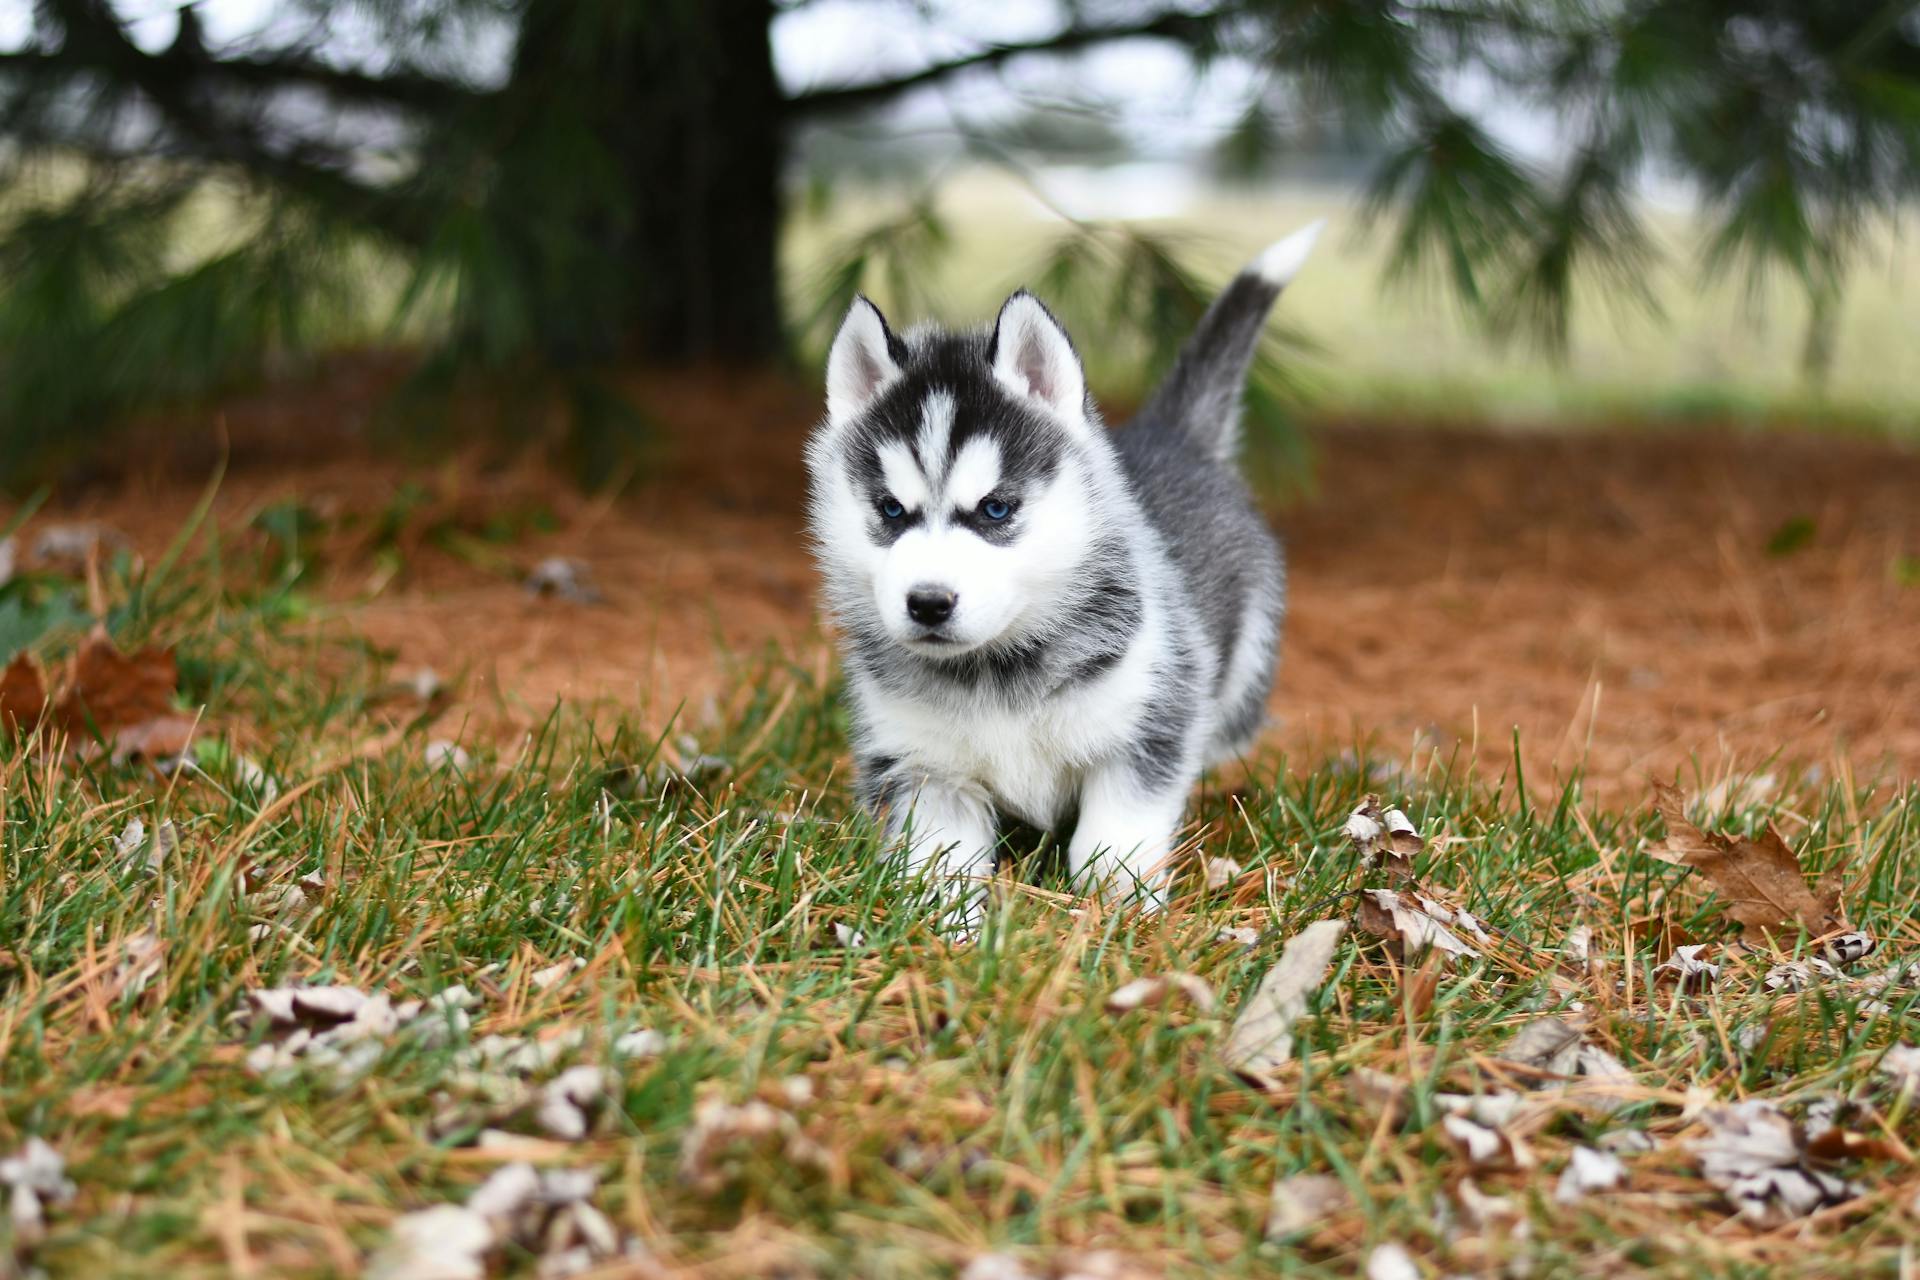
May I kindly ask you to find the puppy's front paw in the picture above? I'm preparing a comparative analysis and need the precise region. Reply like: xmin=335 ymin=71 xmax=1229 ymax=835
xmin=1067 ymin=770 xmax=1184 ymax=913
xmin=932 ymin=888 xmax=986 ymax=943
xmin=1080 ymin=860 xmax=1170 ymax=914
xmin=1068 ymin=821 xmax=1175 ymax=913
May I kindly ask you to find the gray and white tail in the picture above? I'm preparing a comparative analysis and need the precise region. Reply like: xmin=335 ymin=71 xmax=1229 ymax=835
xmin=1131 ymin=220 xmax=1323 ymax=463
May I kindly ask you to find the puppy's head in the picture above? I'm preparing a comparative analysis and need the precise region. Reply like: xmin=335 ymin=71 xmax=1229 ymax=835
xmin=806 ymin=291 xmax=1102 ymax=660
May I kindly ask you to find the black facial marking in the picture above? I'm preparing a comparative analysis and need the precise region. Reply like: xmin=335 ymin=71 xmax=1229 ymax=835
xmin=843 ymin=330 xmax=1067 ymax=513
xmin=869 ymin=499 xmax=923 ymax=546
xmin=949 ymin=497 xmax=1023 ymax=545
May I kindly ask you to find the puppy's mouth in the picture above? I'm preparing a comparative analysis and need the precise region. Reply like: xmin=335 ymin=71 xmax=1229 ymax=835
xmin=903 ymin=628 xmax=959 ymax=648
xmin=897 ymin=626 xmax=982 ymax=656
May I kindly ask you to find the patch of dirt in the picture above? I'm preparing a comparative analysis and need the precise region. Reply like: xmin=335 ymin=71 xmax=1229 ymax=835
xmin=16 ymin=365 xmax=1920 ymax=803
xmin=1282 ymin=419 xmax=1920 ymax=798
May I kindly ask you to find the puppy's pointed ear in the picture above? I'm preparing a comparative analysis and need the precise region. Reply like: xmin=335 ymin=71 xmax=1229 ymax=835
xmin=989 ymin=291 xmax=1086 ymax=420
xmin=825 ymin=296 xmax=903 ymax=424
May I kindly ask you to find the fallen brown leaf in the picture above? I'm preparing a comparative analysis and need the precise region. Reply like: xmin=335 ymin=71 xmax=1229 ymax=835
xmin=1691 ymin=1099 xmax=1861 ymax=1226
xmin=1266 ymin=1173 xmax=1349 ymax=1241
xmin=1345 ymin=795 xmax=1422 ymax=880
xmin=1653 ymin=943 xmax=1720 ymax=991
xmin=1356 ymin=889 xmax=1484 ymax=960
xmin=1223 ymin=919 xmax=1346 ymax=1077
xmin=1105 ymin=973 xmax=1215 ymax=1015
xmin=0 ymin=652 xmax=48 ymax=731
xmin=678 ymin=1093 xmax=830 ymax=1196
xmin=1454 ymin=1177 xmax=1520 ymax=1230
xmin=1496 ymin=1015 xmax=1637 ymax=1114
xmin=1441 ymin=1111 xmax=1534 ymax=1170
xmin=1649 ymin=782 xmax=1844 ymax=938
xmin=1804 ymin=1128 xmax=1901 ymax=1164
xmin=56 ymin=629 xmax=178 ymax=737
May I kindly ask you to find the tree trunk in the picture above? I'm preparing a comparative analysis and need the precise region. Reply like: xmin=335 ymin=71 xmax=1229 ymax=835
xmin=502 ymin=0 xmax=784 ymax=365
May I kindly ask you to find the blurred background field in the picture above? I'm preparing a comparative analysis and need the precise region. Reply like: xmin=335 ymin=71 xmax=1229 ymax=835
xmin=786 ymin=174 xmax=1920 ymax=429
xmin=7 ymin=1 xmax=1920 ymax=484
xmin=7 ymin=163 xmax=1916 ymax=448
xmin=7 ymin=160 xmax=1918 ymax=437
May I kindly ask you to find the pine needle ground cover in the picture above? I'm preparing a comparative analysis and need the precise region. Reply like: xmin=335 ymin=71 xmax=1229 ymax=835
xmin=2 ymin=528 xmax=1919 ymax=1279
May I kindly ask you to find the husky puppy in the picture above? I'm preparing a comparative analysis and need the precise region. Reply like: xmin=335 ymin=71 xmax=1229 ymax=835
xmin=806 ymin=223 xmax=1320 ymax=927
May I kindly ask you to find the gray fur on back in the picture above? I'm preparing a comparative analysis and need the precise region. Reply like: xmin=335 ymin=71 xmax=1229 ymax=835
xmin=1112 ymin=414 xmax=1284 ymax=688
xmin=1115 ymin=272 xmax=1288 ymax=755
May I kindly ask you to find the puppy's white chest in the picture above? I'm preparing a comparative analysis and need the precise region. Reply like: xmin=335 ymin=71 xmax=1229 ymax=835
xmin=963 ymin=708 xmax=1081 ymax=826
xmin=867 ymin=690 xmax=1108 ymax=827
xmin=855 ymin=606 xmax=1171 ymax=829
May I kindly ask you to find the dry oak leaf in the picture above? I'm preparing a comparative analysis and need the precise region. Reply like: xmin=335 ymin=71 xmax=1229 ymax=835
xmin=57 ymin=628 xmax=180 ymax=731
xmin=0 ymin=652 xmax=48 ymax=730
xmin=1266 ymin=1172 xmax=1350 ymax=1241
xmin=1691 ymin=1099 xmax=1861 ymax=1226
xmin=1649 ymin=782 xmax=1843 ymax=938
xmin=3 ymin=629 xmax=200 ymax=762
xmin=1441 ymin=1112 xmax=1534 ymax=1171
xmin=1356 ymin=889 xmax=1484 ymax=960
xmin=1345 ymin=794 xmax=1423 ymax=879
xmin=1106 ymin=972 xmax=1215 ymax=1015
xmin=1223 ymin=919 xmax=1347 ymax=1077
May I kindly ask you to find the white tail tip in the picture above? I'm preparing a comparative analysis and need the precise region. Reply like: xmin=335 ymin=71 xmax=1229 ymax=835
xmin=1252 ymin=219 xmax=1326 ymax=287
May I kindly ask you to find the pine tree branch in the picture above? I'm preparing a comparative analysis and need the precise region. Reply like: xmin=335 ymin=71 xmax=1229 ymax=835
xmin=0 ymin=43 xmax=484 ymax=114
xmin=784 ymin=10 xmax=1219 ymax=117
xmin=5 ymin=1 xmax=445 ymax=246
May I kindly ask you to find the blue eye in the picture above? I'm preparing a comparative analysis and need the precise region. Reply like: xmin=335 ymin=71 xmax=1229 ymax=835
xmin=980 ymin=498 xmax=1011 ymax=522
xmin=880 ymin=498 xmax=905 ymax=520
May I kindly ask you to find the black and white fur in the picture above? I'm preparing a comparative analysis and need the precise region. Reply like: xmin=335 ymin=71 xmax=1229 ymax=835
xmin=806 ymin=222 xmax=1321 ymax=927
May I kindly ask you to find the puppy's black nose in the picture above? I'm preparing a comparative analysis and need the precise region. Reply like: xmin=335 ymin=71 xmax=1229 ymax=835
xmin=906 ymin=588 xmax=956 ymax=626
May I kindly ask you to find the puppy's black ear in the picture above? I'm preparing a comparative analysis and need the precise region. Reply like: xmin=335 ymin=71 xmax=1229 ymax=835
xmin=825 ymin=296 xmax=903 ymax=423
xmin=989 ymin=290 xmax=1086 ymax=421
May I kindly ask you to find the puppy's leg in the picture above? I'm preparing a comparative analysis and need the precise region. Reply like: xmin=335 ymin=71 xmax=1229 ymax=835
xmin=888 ymin=780 xmax=998 ymax=935
xmin=1068 ymin=761 xmax=1188 ymax=911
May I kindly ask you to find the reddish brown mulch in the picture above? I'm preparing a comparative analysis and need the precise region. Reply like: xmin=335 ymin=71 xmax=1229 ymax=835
xmin=16 ymin=365 xmax=1920 ymax=803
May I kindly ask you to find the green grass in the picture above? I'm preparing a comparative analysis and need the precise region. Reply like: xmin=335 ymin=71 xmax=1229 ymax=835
xmin=3 ymin=534 xmax=1919 ymax=1278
